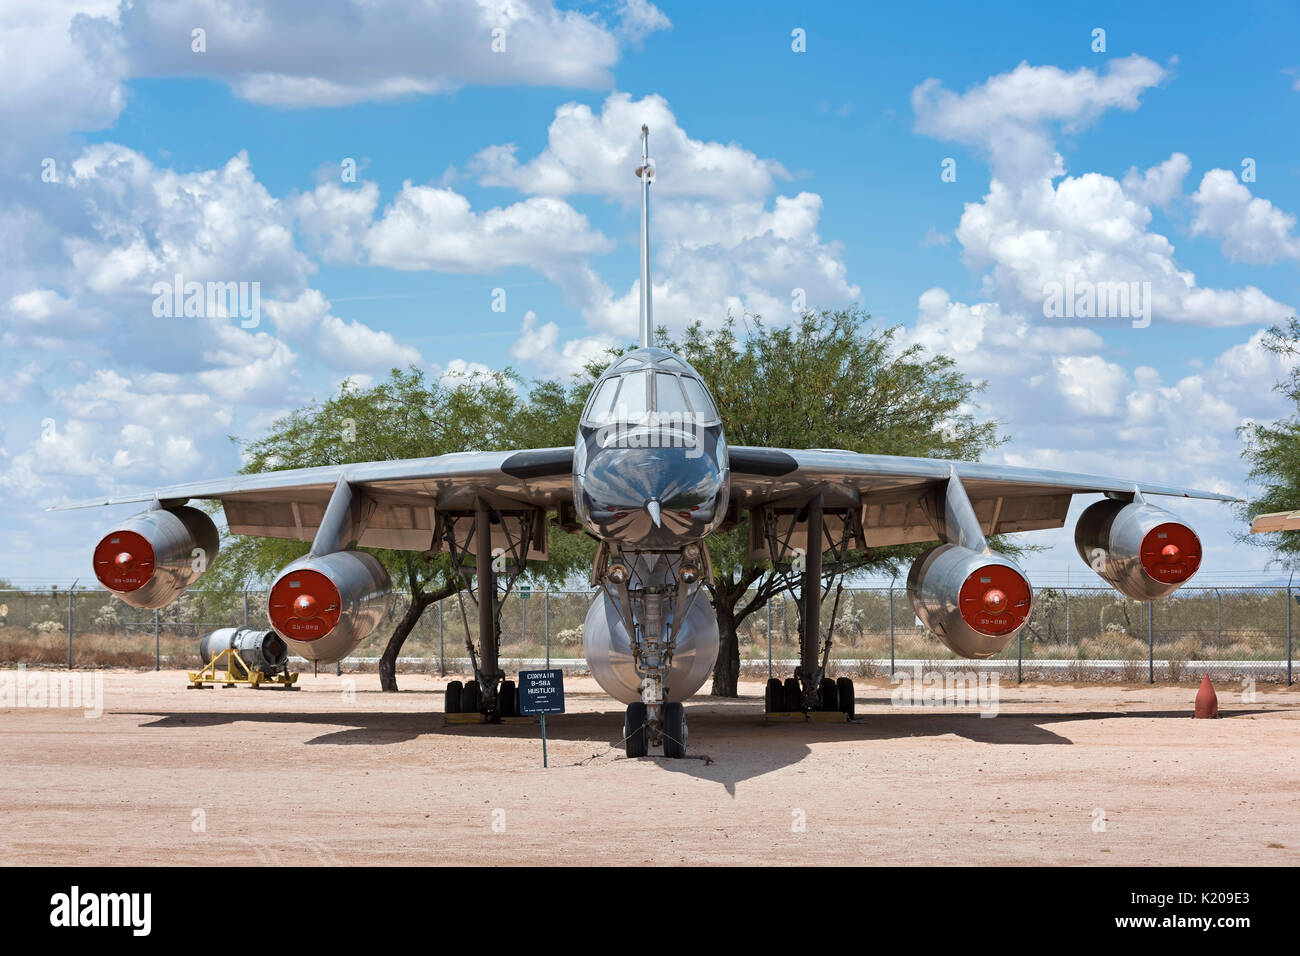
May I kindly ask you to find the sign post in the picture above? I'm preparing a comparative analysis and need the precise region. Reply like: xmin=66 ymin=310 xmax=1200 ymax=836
xmin=518 ymin=668 xmax=565 ymax=767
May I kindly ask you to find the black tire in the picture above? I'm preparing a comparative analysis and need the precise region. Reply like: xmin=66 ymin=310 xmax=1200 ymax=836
xmin=624 ymin=702 xmax=648 ymax=758
xmin=783 ymin=677 xmax=803 ymax=712
xmin=444 ymin=680 xmax=463 ymax=713
xmin=819 ymin=677 xmax=838 ymax=712
xmin=764 ymin=677 xmax=784 ymax=713
xmin=461 ymin=680 xmax=481 ymax=714
xmin=836 ymin=676 xmax=855 ymax=718
xmin=498 ymin=680 xmax=517 ymax=717
xmin=662 ymin=702 xmax=687 ymax=759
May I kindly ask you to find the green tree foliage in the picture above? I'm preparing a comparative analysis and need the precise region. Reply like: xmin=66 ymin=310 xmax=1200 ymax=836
xmin=207 ymin=366 xmax=594 ymax=689
xmin=1240 ymin=316 xmax=1300 ymax=567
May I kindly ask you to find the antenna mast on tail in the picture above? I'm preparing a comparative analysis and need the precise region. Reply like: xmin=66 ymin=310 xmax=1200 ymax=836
xmin=636 ymin=124 xmax=654 ymax=349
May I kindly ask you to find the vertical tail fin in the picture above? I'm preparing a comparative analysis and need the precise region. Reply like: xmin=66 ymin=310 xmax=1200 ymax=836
xmin=637 ymin=125 xmax=654 ymax=349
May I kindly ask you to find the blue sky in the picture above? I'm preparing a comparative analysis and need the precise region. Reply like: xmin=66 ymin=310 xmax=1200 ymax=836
xmin=2 ymin=0 xmax=1299 ymax=585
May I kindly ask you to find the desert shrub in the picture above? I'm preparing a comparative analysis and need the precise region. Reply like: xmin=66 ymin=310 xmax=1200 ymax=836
xmin=555 ymin=625 xmax=584 ymax=647
xmin=93 ymin=603 xmax=125 ymax=634
xmin=1078 ymin=631 xmax=1146 ymax=660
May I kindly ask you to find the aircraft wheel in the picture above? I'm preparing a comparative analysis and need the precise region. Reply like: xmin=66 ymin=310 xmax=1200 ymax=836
xmin=818 ymin=677 xmax=838 ymax=712
xmin=662 ymin=702 xmax=687 ymax=759
xmin=783 ymin=677 xmax=802 ymax=712
xmin=499 ymin=680 xmax=517 ymax=717
xmin=764 ymin=677 xmax=784 ymax=713
xmin=461 ymin=680 xmax=480 ymax=714
xmin=444 ymin=680 xmax=463 ymax=713
xmin=836 ymin=677 xmax=855 ymax=718
xmin=624 ymin=702 xmax=648 ymax=758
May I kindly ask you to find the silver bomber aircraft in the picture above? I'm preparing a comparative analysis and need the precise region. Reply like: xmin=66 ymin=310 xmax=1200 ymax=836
xmin=55 ymin=127 xmax=1237 ymax=758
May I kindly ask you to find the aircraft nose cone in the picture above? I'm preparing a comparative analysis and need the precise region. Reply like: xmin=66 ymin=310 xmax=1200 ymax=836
xmin=1161 ymin=543 xmax=1181 ymax=564
xmin=293 ymin=594 xmax=318 ymax=619
xmin=645 ymin=499 xmax=662 ymax=528
xmin=114 ymin=551 xmax=134 ymax=570
xmin=982 ymin=588 xmax=1008 ymax=612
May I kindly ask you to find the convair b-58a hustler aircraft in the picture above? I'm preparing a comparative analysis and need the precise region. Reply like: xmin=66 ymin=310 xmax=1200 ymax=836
xmin=57 ymin=127 xmax=1237 ymax=758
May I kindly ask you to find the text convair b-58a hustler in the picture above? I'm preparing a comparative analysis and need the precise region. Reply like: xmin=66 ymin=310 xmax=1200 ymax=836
xmin=55 ymin=127 xmax=1236 ymax=758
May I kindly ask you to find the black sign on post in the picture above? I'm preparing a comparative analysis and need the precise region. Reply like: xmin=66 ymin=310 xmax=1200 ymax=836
xmin=518 ymin=669 xmax=565 ymax=714
xmin=518 ymin=669 xmax=564 ymax=767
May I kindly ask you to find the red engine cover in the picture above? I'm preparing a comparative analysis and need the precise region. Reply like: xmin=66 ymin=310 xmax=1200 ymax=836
xmin=93 ymin=530 xmax=156 ymax=593
xmin=958 ymin=563 xmax=1032 ymax=636
xmin=1140 ymin=522 xmax=1201 ymax=584
xmin=268 ymin=568 xmax=341 ymax=641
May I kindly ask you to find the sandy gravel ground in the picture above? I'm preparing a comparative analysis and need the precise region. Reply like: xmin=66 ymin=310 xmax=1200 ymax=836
xmin=1 ymin=669 xmax=1297 ymax=866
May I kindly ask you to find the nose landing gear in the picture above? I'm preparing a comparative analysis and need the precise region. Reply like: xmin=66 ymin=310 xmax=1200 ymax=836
xmin=622 ymin=699 xmax=688 ymax=759
xmin=599 ymin=542 xmax=709 ymax=759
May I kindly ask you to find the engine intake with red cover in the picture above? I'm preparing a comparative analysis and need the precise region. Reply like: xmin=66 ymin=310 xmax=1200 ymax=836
xmin=1074 ymin=498 xmax=1201 ymax=601
xmin=267 ymin=551 xmax=391 ymax=664
xmin=907 ymin=544 xmax=1033 ymax=659
xmin=93 ymin=506 xmax=219 ymax=609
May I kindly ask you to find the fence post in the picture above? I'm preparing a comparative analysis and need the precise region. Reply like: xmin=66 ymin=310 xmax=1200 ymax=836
xmin=1215 ymin=589 xmax=1222 ymax=645
xmin=766 ymin=597 xmax=772 ymax=681
xmin=1064 ymin=589 xmax=1070 ymax=645
xmin=66 ymin=586 xmax=73 ymax=669
xmin=1288 ymin=573 xmax=1294 ymax=687
xmin=544 ymin=589 xmax=550 ymax=656
xmin=154 ymin=609 xmax=160 ymax=671
xmin=438 ymin=599 xmax=445 ymax=677
xmin=1148 ymin=601 xmax=1154 ymax=684
xmin=888 ymin=586 xmax=895 ymax=676
xmin=242 ymin=590 xmax=248 ymax=627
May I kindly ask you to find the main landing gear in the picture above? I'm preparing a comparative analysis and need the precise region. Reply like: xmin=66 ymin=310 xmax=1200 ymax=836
xmin=445 ymin=678 xmax=520 ymax=717
xmin=754 ymin=490 xmax=863 ymax=721
xmin=764 ymin=675 xmax=855 ymax=718
xmin=437 ymin=497 xmax=544 ymax=722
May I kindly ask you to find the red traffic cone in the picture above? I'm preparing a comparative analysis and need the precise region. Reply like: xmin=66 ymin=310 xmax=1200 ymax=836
xmin=1194 ymin=674 xmax=1218 ymax=719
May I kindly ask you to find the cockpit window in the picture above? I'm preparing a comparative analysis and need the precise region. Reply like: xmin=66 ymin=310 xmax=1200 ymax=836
xmin=654 ymin=372 xmax=691 ymax=416
xmin=585 ymin=370 xmax=650 ymax=423
xmin=680 ymin=376 xmax=719 ymax=421
xmin=585 ymin=376 xmax=620 ymax=422
xmin=584 ymin=353 xmax=721 ymax=426
xmin=616 ymin=371 xmax=650 ymax=417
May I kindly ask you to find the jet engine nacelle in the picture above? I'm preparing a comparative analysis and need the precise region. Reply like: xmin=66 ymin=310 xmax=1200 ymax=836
xmin=583 ymin=591 xmax=718 ymax=704
xmin=93 ymin=505 xmax=220 ymax=609
xmin=200 ymin=627 xmax=290 ymax=675
xmin=907 ymin=544 xmax=1033 ymax=659
xmin=267 ymin=551 xmax=391 ymax=664
xmin=1074 ymin=499 xmax=1201 ymax=601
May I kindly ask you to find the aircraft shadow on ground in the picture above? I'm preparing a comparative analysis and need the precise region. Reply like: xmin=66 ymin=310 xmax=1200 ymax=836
xmin=131 ymin=700 xmax=1272 ymax=796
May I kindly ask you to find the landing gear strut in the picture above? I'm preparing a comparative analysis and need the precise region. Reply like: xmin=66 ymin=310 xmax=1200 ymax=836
xmin=437 ymin=498 xmax=543 ymax=721
xmin=754 ymin=491 xmax=862 ymax=718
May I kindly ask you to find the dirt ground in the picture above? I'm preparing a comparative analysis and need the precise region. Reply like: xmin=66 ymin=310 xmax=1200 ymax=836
xmin=1 ymin=669 xmax=1297 ymax=866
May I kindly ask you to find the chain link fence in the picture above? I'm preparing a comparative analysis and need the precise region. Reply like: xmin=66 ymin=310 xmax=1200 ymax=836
xmin=0 ymin=585 xmax=1294 ymax=683
xmin=741 ymin=586 xmax=1294 ymax=684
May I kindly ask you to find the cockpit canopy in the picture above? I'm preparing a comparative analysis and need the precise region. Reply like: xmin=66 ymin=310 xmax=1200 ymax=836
xmin=582 ymin=348 xmax=721 ymax=426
